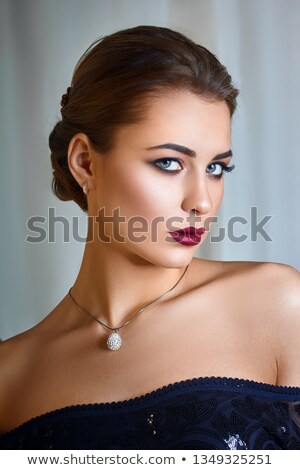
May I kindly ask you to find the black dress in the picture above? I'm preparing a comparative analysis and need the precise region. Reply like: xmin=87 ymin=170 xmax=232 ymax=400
xmin=1 ymin=376 xmax=300 ymax=449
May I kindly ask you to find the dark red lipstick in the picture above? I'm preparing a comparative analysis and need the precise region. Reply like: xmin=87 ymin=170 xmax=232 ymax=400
xmin=169 ymin=226 xmax=205 ymax=246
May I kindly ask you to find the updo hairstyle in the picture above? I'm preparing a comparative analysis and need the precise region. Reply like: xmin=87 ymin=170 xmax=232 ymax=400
xmin=49 ymin=25 xmax=239 ymax=212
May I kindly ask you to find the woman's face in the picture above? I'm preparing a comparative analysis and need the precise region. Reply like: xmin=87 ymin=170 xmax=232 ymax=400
xmin=90 ymin=90 xmax=232 ymax=268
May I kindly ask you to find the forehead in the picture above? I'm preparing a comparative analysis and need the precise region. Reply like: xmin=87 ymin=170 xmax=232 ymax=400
xmin=114 ymin=90 xmax=231 ymax=154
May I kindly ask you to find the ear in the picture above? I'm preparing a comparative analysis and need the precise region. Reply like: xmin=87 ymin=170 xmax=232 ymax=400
xmin=67 ymin=133 xmax=96 ymax=191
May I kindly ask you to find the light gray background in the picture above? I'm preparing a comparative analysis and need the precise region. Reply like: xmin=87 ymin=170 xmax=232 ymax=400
xmin=1 ymin=0 xmax=299 ymax=340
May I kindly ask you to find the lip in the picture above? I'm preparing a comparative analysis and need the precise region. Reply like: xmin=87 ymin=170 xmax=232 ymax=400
xmin=169 ymin=227 xmax=205 ymax=246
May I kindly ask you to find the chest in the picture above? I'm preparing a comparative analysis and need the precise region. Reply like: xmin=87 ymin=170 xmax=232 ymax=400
xmin=6 ymin=299 xmax=276 ymax=430
xmin=3 ymin=281 xmax=278 ymax=434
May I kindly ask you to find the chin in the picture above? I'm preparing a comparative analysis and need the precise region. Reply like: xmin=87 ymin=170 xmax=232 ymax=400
xmin=130 ymin=243 xmax=195 ymax=269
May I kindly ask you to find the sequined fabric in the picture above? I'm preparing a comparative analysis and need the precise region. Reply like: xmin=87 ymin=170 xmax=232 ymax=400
xmin=1 ymin=377 xmax=300 ymax=449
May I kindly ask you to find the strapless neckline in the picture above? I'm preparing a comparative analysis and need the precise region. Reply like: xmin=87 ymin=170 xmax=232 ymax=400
xmin=2 ymin=375 xmax=300 ymax=437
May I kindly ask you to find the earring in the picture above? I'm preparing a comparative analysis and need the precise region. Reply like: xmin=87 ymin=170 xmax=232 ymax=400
xmin=82 ymin=182 xmax=89 ymax=195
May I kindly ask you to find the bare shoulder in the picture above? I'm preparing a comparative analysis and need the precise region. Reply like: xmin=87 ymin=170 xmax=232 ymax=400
xmin=257 ymin=262 xmax=300 ymax=387
xmin=197 ymin=258 xmax=299 ymax=312
xmin=203 ymin=257 xmax=299 ymax=291
xmin=0 ymin=329 xmax=36 ymax=418
xmin=0 ymin=301 xmax=67 ymax=375
xmin=192 ymin=258 xmax=300 ymax=387
xmin=0 ymin=294 xmax=69 ymax=369
xmin=0 ymin=325 xmax=42 ymax=382
xmin=222 ymin=260 xmax=300 ymax=387
xmin=242 ymin=260 xmax=300 ymax=323
xmin=191 ymin=257 xmax=276 ymax=288
xmin=0 ymin=308 xmax=62 ymax=418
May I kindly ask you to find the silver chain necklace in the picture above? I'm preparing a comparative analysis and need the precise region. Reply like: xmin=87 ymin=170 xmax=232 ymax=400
xmin=68 ymin=263 xmax=190 ymax=351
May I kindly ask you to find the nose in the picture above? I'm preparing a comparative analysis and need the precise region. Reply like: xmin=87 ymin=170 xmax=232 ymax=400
xmin=181 ymin=174 xmax=213 ymax=216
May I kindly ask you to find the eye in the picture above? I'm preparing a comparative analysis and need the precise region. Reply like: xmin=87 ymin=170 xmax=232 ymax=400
xmin=206 ymin=162 xmax=223 ymax=176
xmin=206 ymin=162 xmax=235 ymax=178
xmin=153 ymin=158 xmax=183 ymax=173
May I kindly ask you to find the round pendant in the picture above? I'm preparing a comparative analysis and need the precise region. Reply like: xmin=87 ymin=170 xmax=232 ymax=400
xmin=107 ymin=331 xmax=122 ymax=350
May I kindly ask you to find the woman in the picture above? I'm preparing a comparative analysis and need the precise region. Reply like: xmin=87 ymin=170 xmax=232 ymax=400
xmin=0 ymin=25 xmax=300 ymax=450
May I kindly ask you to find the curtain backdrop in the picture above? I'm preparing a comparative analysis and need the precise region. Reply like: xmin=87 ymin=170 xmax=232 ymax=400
xmin=1 ymin=0 xmax=299 ymax=340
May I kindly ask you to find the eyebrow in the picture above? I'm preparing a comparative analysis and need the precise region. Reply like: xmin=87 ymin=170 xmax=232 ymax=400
xmin=146 ymin=143 xmax=232 ymax=161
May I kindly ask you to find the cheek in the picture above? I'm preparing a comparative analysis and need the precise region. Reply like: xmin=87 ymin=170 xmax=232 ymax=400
xmin=209 ymin=179 xmax=224 ymax=210
xmin=105 ymin=168 xmax=174 ymax=219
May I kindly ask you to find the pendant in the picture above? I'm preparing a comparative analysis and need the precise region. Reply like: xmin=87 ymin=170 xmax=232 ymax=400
xmin=107 ymin=330 xmax=122 ymax=350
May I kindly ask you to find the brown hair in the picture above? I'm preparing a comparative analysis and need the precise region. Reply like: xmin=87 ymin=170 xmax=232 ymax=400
xmin=49 ymin=25 xmax=239 ymax=212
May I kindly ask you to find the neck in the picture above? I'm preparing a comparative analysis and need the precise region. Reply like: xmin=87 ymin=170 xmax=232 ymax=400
xmin=70 ymin=243 xmax=190 ymax=328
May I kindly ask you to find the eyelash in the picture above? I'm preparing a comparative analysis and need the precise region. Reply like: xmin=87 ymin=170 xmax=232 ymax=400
xmin=153 ymin=158 xmax=235 ymax=179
